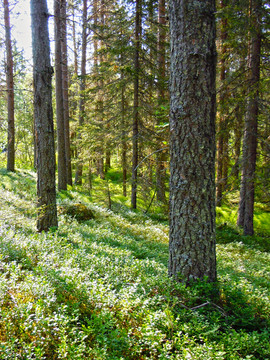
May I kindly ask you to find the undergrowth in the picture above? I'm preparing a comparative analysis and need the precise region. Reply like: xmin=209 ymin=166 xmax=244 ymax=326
xmin=0 ymin=168 xmax=269 ymax=359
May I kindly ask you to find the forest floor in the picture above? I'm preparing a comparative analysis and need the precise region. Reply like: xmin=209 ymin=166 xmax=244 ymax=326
xmin=0 ymin=168 xmax=269 ymax=359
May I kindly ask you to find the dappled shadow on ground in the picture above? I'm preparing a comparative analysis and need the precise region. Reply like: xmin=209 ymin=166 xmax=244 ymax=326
xmin=0 ymin=168 xmax=37 ymax=230
xmin=217 ymin=224 xmax=270 ymax=253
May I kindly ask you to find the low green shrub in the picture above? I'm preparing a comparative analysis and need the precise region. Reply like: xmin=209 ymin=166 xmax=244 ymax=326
xmin=0 ymin=169 xmax=269 ymax=359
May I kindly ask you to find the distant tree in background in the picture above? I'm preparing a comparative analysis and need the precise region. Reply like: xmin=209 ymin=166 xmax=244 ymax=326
xmin=31 ymin=0 xmax=58 ymax=232
xmin=55 ymin=0 xmax=67 ymax=190
xmin=61 ymin=0 xmax=72 ymax=186
xmin=0 ymin=0 xmax=268 ymax=235
xmin=3 ymin=0 xmax=15 ymax=172
xmin=238 ymin=0 xmax=262 ymax=236
xmin=74 ymin=0 xmax=88 ymax=185
xmin=216 ymin=0 xmax=229 ymax=206
xmin=131 ymin=0 xmax=142 ymax=209
xmin=155 ymin=0 xmax=168 ymax=204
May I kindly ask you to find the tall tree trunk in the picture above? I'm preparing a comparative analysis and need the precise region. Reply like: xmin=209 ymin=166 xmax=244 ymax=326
xmin=75 ymin=0 xmax=88 ymax=185
xmin=97 ymin=0 xmax=105 ymax=180
xmin=216 ymin=0 xmax=229 ymax=206
xmin=233 ymin=104 xmax=244 ymax=182
xmin=70 ymin=3 xmax=79 ymax=166
xmin=4 ymin=0 xmax=15 ymax=172
xmin=72 ymin=6 xmax=78 ymax=77
xmin=55 ymin=0 xmax=67 ymax=190
xmin=156 ymin=0 xmax=167 ymax=203
xmin=237 ymin=0 xmax=262 ymax=236
xmin=31 ymin=0 xmax=58 ymax=232
xmin=121 ymin=64 xmax=127 ymax=197
xmin=61 ymin=0 xmax=72 ymax=185
xmin=168 ymin=0 xmax=217 ymax=283
xmin=104 ymin=1 xmax=111 ymax=176
xmin=131 ymin=0 xmax=141 ymax=209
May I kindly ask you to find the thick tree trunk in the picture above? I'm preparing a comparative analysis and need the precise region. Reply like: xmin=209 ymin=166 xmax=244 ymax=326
xmin=131 ymin=0 xmax=141 ymax=209
xmin=237 ymin=0 xmax=261 ymax=236
xmin=31 ymin=0 xmax=58 ymax=232
xmin=168 ymin=0 xmax=217 ymax=283
xmin=4 ymin=0 xmax=15 ymax=172
xmin=61 ymin=0 xmax=72 ymax=186
xmin=54 ymin=0 xmax=67 ymax=190
xmin=156 ymin=0 xmax=167 ymax=203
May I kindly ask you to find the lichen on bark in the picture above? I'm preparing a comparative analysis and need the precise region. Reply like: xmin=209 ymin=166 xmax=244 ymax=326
xmin=168 ymin=0 xmax=217 ymax=283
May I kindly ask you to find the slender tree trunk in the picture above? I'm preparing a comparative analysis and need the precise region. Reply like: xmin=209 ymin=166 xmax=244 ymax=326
xmin=121 ymin=68 xmax=127 ymax=197
xmin=75 ymin=0 xmax=88 ymax=185
xmin=156 ymin=0 xmax=167 ymax=203
xmin=33 ymin=121 xmax=37 ymax=169
xmin=147 ymin=0 xmax=155 ymax=193
xmin=61 ymin=0 xmax=72 ymax=186
xmin=168 ymin=0 xmax=217 ymax=283
xmin=4 ymin=0 xmax=15 ymax=172
xmin=105 ymin=150 xmax=111 ymax=173
xmin=69 ymin=3 xmax=78 ymax=168
xmin=131 ymin=0 xmax=141 ymax=209
xmin=31 ymin=0 xmax=58 ymax=232
xmin=233 ymin=104 xmax=243 ymax=182
xmin=72 ymin=7 xmax=78 ymax=77
xmin=97 ymin=0 xmax=105 ymax=180
xmin=216 ymin=0 xmax=228 ymax=206
xmin=118 ymin=25 xmax=128 ymax=197
xmin=55 ymin=0 xmax=67 ymax=190
xmin=237 ymin=0 xmax=261 ymax=236
xmin=104 ymin=2 xmax=111 ymax=176
xmin=92 ymin=0 xmax=104 ymax=180
xmin=88 ymin=161 xmax=92 ymax=191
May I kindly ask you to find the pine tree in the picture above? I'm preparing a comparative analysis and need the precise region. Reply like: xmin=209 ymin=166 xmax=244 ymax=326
xmin=4 ymin=0 xmax=15 ymax=172
xmin=31 ymin=0 xmax=58 ymax=232
xmin=237 ymin=0 xmax=262 ymax=236
xmin=55 ymin=0 xmax=67 ymax=191
xmin=131 ymin=0 xmax=142 ymax=209
xmin=61 ymin=0 xmax=73 ymax=186
xmin=75 ymin=0 xmax=88 ymax=185
xmin=168 ymin=0 xmax=217 ymax=283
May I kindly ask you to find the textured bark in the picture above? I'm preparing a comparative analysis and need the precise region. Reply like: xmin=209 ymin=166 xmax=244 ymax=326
xmin=216 ymin=0 xmax=229 ymax=206
xmin=237 ymin=0 xmax=261 ymax=235
xmin=131 ymin=0 xmax=141 ymax=209
xmin=168 ymin=0 xmax=217 ymax=283
xmin=156 ymin=0 xmax=167 ymax=203
xmin=61 ymin=0 xmax=72 ymax=186
xmin=54 ymin=0 xmax=67 ymax=190
xmin=75 ymin=0 xmax=88 ymax=185
xmin=4 ymin=0 xmax=15 ymax=172
xmin=31 ymin=0 xmax=58 ymax=232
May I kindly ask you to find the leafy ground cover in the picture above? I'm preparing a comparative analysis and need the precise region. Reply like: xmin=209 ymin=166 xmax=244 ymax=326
xmin=0 ymin=168 xmax=269 ymax=359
